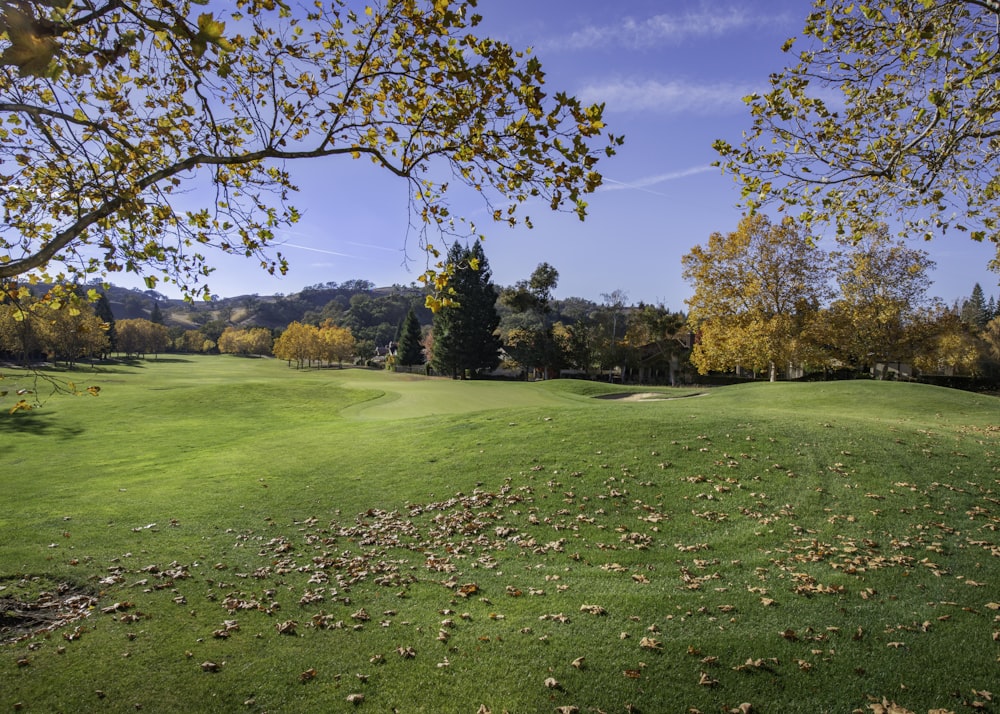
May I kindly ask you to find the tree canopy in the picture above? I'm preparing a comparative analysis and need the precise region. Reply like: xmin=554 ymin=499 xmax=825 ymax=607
xmin=714 ymin=0 xmax=1000 ymax=270
xmin=431 ymin=240 xmax=500 ymax=378
xmin=0 ymin=0 xmax=620 ymax=301
xmin=682 ymin=214 xmax=831 ymax=381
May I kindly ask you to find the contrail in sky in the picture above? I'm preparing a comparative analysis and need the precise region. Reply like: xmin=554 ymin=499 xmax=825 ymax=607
xmin=281 ymin=242 xmax=355 ymax=258
xmin=602 ymin=165 xmax=715 ymax=197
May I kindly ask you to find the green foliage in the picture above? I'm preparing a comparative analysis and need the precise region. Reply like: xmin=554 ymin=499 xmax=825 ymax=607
xmin=431 ymin=241 xmax=501 ymax=378
xmin=0 ymin=0 xmax=619 ymax=300
xmin=0 ymin=359 xmax=997 ymax=713
xmin=396 ymin=308 xmax=425 ymax=366
xmin=714 ymin=0 xmax=1000 ymax=270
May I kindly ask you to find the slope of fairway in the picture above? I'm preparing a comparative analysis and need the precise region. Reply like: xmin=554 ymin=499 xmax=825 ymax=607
xmin=2 ymin=357 xmax=997 ymax=714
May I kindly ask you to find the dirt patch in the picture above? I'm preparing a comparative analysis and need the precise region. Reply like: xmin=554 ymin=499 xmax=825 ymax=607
xmin=0 ymin=577 xmax=97 ymax=644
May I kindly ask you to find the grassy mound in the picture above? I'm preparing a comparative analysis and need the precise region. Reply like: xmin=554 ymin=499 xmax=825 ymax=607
xmin=2 ymin=358 xmax=997 ymax=713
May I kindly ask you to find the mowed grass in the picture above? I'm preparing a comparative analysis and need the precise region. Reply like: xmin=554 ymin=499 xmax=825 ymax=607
xmin=1 ymin=356 xmax=998 ymax=713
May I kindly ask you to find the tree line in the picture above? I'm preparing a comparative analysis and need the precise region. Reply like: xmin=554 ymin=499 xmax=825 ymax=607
xmin=682 ymin=216 xmax=1000 ymax=382
xmin=3 ymin=231 xmax=998 ymax=386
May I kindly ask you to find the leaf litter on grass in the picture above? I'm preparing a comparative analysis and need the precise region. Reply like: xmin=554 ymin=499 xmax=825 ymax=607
xmin=7 ymin=412 xmax=999 ymax=712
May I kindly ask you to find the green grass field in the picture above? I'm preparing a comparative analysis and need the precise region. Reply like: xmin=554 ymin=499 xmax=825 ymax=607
xmin=2 ymin=356 xmax=998 ymax=713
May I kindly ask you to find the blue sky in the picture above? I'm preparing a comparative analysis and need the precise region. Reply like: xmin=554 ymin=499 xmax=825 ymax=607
xmin=147 ymin=1 xmax=1000 ymax=307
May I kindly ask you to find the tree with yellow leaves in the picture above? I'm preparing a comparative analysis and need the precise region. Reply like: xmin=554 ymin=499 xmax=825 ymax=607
xmin=682 ymin=214 xmax=831 ymax=381
xmin=0 ymin=0 xmax=619 ymax=306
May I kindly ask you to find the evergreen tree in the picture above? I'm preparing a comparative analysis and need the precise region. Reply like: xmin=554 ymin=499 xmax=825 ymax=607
xmin=150 ymin=301 xmax=164 ymax=325
xmin=432 ymin=242 xmax=501 ymax=379
xmin=396 ymin=308 xmax=425 ymax=368
xmin=960 ymin=283 xmax=988 ymax=330
xmin=93 ymin=291 xmax=116 ymax=356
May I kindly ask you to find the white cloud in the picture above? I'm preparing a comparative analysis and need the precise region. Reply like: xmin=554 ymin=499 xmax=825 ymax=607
xmin=547 ymin=6 xmax=775 ymax=51
xmin=579 ymin=78 xmax=754 ymax=114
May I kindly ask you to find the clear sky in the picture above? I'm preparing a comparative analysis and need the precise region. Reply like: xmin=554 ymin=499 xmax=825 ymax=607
xmin=137 ymin=0 xmax=1000 ymax=308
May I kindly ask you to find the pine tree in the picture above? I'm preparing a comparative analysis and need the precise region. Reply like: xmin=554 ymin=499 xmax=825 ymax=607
xmin=432 ymin=241 xmax=501 ymax=379
xmin=961 ymin=283 xmax=988 ymax=330
xmin=93 ymin=291 xmax=116 ymax=356
xmin=396 ymin=308 xmax=425 ymax=368
xmin=150 ymin=301 xmax=164 ymax=325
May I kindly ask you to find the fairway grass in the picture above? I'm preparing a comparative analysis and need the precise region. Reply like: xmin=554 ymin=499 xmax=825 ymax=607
xmin=1 ymin=357 xmax=997 ymax=713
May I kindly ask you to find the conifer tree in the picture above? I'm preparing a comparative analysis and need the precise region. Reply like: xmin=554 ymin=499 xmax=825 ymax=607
xmin=432 ymin=242 xmax=501 ymax=379
xmin=396 ymin=308 xmax=425 ymax=368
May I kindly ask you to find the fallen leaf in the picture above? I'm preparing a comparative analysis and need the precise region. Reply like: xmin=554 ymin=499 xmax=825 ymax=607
xmin=571 ymin=656 xmax=585 ymax=669
xmin=299 ymin=668 xmax=317 ymax=683
xmin=544 ymin=677 xmax=561 ymax=690
xmin=200 ymin=661 xmax=220 ymax=672
xmin=346 ymin=693 xmax=364 ymax=705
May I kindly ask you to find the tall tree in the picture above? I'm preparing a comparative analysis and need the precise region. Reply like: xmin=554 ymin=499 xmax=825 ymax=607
xmin=149 ymin=302 xmax=164 ymax=325
xmin=431 ymin=241 xmax=501 ymax=378
xmin=0 ymin=0 xmax=619 ymax=303
xmin=682 ymin=214 xmax=831 ymax=381
xmin=92 ymin=290 xmax=116 ymax=356
xmin=396 ymin=308 xmax=425 ymax=368
xmin=499 ymin=262 xmax=566 ymax=378
xmin=828 ymin=226 xmax=935 ymax=377
xmin=961 ymin=283 xmax=989 ymax=330
xmin=714 ymin=0 xmax=1000 ymax=271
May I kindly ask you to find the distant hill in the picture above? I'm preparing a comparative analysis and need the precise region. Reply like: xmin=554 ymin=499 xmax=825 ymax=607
xmin=97 ymin=281 xmax=434 ymax=343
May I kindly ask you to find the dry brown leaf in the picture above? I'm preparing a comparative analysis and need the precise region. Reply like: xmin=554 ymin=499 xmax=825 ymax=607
xmin=867 ymin=698 xmax=914 ymax=714
xmin=639 ymin=636 xmax=663 ymax=651
xmin=544 ymin=677 xmax=561 ymax=690
xmin=571 ymin=656 xmax=585 ymax=669
xmin=276 ymin=620 xmax=297 ymax=635
xmin=200 ymin=661 xmax=220 ymax=673
xmin=299 ymin=668 xmax=317 ymax=683
xmin=698 ymin=671 xmax=718 ymax=687
xmin=346 ymin=693 xmax=365 ymax=705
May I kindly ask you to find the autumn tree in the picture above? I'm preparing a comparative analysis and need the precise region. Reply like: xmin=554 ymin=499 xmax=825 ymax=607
xmin=273 ymin=321 xmax=320 ymax=369
xmin=217 ymin=327 xmax=273 ymax=356
xmin=115 ymin=318 xmax=169 ymax=358
xmin=318 ymin=321 xmax=355 ymax=367
xmin=431 ymin=241 xmax=501 ymax=378
xmin=396 ymin=308 xmax=425 ymax=368
xmin=682 ymin=214 xmax=831 ymax=381
xmin=827 ymin=226 xmax=935 ymax=377
xmin=38 ymin=301 xmax=109 ymax=366
xmin=983 ymin=317 xmax=1000 ymax=362
xmin=714 ymin=0 xmax=1000 ymax=270
xmin=0 ymin=0 xmax=619 ymax=304
xmin=913 ymin=306 xmax=982 ymax=376
xmin=0 ymin=292 xmax=45 ymax=363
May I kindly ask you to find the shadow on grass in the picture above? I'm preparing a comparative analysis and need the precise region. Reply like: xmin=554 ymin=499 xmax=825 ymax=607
xmin=0 ymin=410 xmax=85 ymax=438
